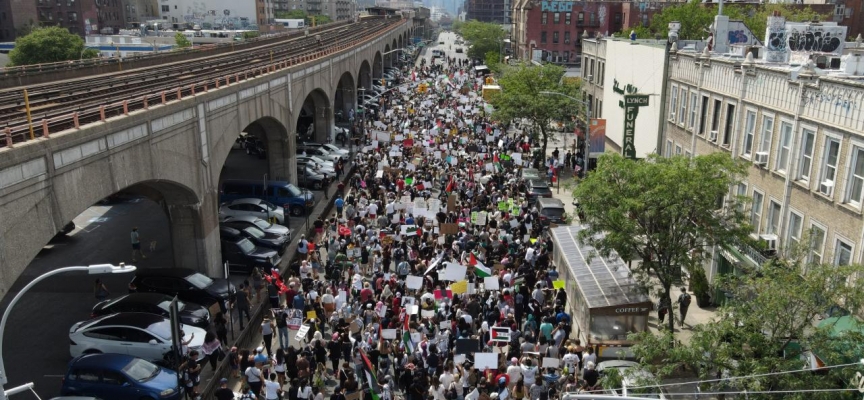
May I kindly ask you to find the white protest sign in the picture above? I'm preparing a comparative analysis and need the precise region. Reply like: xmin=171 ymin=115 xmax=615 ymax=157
xmin=474 ymin=353 xmax=498 ymax=370
xmin=484 ymin=277 xmax=500 ymax=291
xmin=407 ymin=305 xmax=419 ymax=315
xmin=406 ymin=275 xmax=424 ymax=290
xmin=295 ymin=325 xmax=311 ymax=341
xmin=542 ymin=357 xmax=561 ymax=368
xmin=443 ymin=262 xmax=467 ymax=281
xmin=454 ymin=354 xmax=467 ymax=365
xmin=381 ymin=329 xmax=398 ymax=340
xmin=421 ymin=310 xmax=435 ymax=318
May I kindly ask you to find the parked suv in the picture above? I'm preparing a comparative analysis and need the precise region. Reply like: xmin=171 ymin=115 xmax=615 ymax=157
xmin=220 ymin=227 xmax=282 ymax=272
xmin=129 ymin=268 xmax=235 ymax=312
xmin=536 ymin=197 xmax=567 ymax=225
xmin=220 ymin=223 xmax=288 ymax=254
xmin=526 ymin=179 xmax=553 ymax=203
xmin=219 ymin=179 xmax=314 ymax=217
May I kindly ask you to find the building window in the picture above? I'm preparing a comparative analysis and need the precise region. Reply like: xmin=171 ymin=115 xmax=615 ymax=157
xmin=564 ymin=31 xmax=570 ymax=43
xmin=540 ymin=31 xmax=547 ymax=44
xmin=766 ymin=200 xmax=781 ymax=235
xmin=809 ymin=223 xmax=826 ymax=266
xmin=161 ymin=4 xmax=168 ymax=11
xmin=675 ymin=144 xmax=682 ymax=155
xmin=710 ymin=99 xmax=722 ymax=136
xmin=554 ymin=12 xmax=559 ymax=24
xmin=736 ymin=183 xmax=748 ymax=213
xmin=698 ymin=95 xmax=708 ymax=135
xmin=741 ymin=111 xmax=756 ymax=157
xmin=797 ymin=128 xmax=815 ymax=183
xmin=665 ymin=140 xmax=673 ymax=158
xmin=565 ymin=12 xmax=570 ymax=25
xmin=615 ymin=13 xmax=622 ymax=24
xmin=69 ymin=11 xmax=77 ymax=21
xmin=688 ymin=93 xmax=697 ymax=130
xmin=552 ymin=31 xmax=559 ymax=43
xmin=722 ymin=103 xmax=734 ymax=145
xmin=834 ymin=238 xmax=853 ymax=266
xmin=845 ymin=145 xmax=864 ymax=207
xmin=751 ymin=189 xmax=764 ymax=232
xmin=669 ymin=85 xmax=678 ymax=121
xmin=819 ymin=137 xmax=841 ymax=196
xmin=787 ymin=211 xmax=803 ymax=253
xmin=775 ymin=121 xmax=793 ymax=173
xmin=541 ymin=12 xmax=547 ymax=25
xmin=577 ymin=12 xmax=583 ymax=24
xmin=758 ymin=116 xmax=773 ymax=155
xmin=678 ymin=88 xmax=686 ymax=125
xmin=563 ymin=51 xmax=569 ymax=62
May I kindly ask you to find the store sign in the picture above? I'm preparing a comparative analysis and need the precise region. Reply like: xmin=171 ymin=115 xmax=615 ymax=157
xmin=622 ymin=94 xmax=649 ymax=159
xmin=615 ymin=307 xmax=650 ymax=314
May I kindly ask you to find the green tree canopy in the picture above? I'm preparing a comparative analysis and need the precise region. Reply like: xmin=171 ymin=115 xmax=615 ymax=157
xmin=629 ymin=261 xmax=864 ymax=399
xmin=275 ymin=9 xmax=308 ymax=20
xmin=622 ymin=0 xmax=828 ymax=41
xmin=455 ymin=20 xmax=505 ymax=60
xmin=174 ymin=32 xmax=192 ymax=48
xmin=487 ymin=63 xmax=582 ymax=156
xmin=9 ymin=26 xmax=87 ymax=66
xmin=573 ymin=153 xmax=751 ymax=334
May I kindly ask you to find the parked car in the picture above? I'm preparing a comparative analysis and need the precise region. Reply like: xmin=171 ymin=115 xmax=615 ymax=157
xmin=129 ymin=268 xmax=235 ymax=312
xmin=219 ymin=198 xmax=285 ymax=225
xmin=92 ymin=293 xmax=211 ymax=329
xmin=536 ymin=197 xmax=567 ymax=225
xmin=300 ymin=142 xmax=350 ymax=157
xmin=455 ymin=48 xmax=464 ymax=53
xmin=220 ymin=223 xmax=289 ymax=254
xmin=60 ymin=354 xmax=182 ymax=400
xmin=520 ymin=168 xmax=541 ymax=181
xmin=69 ymin=313 xmax=206 ymax=363
xmin=221 ymin=216 xmax=290 ymax=239
xmin=219 ymin=179 xmax=314 ymax=217
xmin=299 ymin=168 xmax=328 ymax=190
xmin=297 ymin=158 xmax=336 ymax=177
xmin=219 ymin=230 xmax=281 ymax=273
xmin=244 ymin=136 xmax=266 ymax=159
xmin=297 ymin=145 xmax=343 ymax=163
xmin=525 ymin=179 xmax=553 ymax=203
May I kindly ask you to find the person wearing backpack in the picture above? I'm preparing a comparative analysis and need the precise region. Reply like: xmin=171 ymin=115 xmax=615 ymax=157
xmin=677 ymin=287 xmax=692 ymax=328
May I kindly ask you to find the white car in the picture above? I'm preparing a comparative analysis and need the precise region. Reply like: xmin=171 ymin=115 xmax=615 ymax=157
xmin=596 ymin=360 xmax=667 ymax=399
xmin=69 ymin=313 xmax=206 ymax=362
xmin=320 ymin=143 xmax=350 ymax=156
xmin=219 ymin=198 xmax=285 ymax=224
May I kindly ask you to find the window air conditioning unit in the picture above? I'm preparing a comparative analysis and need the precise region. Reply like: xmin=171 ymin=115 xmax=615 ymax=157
xmin=820 ymin=179 xmax=834 ymax=196
xmin=754 ymin=152 xmax=769 ymax=166
xmin=708 ymin=130 xmax=718 ymax=142
xmin=759 ymin=234 xmax=778 ymax=252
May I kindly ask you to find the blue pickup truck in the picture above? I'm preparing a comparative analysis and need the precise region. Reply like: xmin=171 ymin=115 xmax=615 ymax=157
xmin=219 ymin=179 xmax=315 ymax=217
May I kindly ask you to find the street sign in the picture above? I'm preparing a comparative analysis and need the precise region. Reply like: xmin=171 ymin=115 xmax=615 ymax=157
xmin=622 ymin=94 xmax=650 ymax=159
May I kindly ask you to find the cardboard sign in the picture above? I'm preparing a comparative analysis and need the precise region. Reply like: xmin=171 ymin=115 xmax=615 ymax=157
xmin=306 ymin=311 xmax=317 ymax=320
xmin=406 ymin=275 xmax=424 ymax=290
xmin=447 ymin=194 xmax=458 ymax=212
xmin=450 ymin=280 xmax=468 ymax=294
xmin=454 ymin=354 xmax=466 ymax=365
xmin=542 ymin=357 xmax=561 ymax=368
xmin=440 ymin=320 xmax=451 ymax=330
xmin=484 ymin=277 xmax=500 ymax=290
xmin=381 ymin=329 xmax=398 ymax=340
xmin=421 ymin=309 xmax=435 ymax=318
xmin=444 ymin=262 xmax=467 ymax=281
xmin=440 ymin=223 xmax=459 ymax=235
xmin=295 ymin=325 xmax=311 ymax=341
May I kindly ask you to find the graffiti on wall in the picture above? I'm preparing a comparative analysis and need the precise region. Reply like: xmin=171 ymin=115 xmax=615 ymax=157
xmin=764 ymin=16 xmax=787 ymax=63
xmin=787 ymin=24 xmax=845 ymax=54
xmin=803 ymin=85 xmax=862 ymax=115
xmin=541 ymin=1 xmax=575 ymax=12
xmin=728 ymin=30 xmax=748 ymax=44
xmin=183 ymin=3 xmax=252 ymax=28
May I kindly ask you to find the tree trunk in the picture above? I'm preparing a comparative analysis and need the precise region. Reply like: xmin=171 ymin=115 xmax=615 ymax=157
xmin=663 ymin=285 xmax=676 ymax=341
xmin=539 ymin=125 xmax=548 ymax=163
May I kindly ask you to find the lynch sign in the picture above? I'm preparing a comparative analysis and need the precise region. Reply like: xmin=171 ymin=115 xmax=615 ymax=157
xmin=622 ymin=95 xmax=649 ymax=159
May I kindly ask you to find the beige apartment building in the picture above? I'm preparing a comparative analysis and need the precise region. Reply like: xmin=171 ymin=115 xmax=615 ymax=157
xmin=665 ymin=42 xmax=864 ymax=284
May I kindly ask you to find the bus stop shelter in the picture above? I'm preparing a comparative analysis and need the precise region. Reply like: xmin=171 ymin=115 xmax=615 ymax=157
xmin=550 ymin=225 xmax=652 ymax=359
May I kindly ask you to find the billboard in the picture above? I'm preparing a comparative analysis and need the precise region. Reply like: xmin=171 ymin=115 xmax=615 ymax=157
xmin=589 ymin=118 xmax=606 ymax=156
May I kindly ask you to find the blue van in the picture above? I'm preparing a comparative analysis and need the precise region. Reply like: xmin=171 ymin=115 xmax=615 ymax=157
xmin=219 ymin=179 xmax=315 ymax=216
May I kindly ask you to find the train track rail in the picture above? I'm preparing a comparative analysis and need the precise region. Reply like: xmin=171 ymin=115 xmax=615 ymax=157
xmin=0 ymin=17 xmax=405 ymax=148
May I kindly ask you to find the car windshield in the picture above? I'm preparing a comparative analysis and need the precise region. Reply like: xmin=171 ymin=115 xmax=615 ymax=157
xmin=238 ymin=238 xmax=256 ymax=254
xmin=252 ymin=219 xmax=272 ymax=230
xmin=309 ymin=156 xmax=328 ymax=164
xmin=285 ymin=184 xmax=303 ymax=197
xmin=243 ymin=227 xmax=266 ymax=239
xmin=260 ymin=200 xmax=277 ymax=211
xmin=122 ymin=358 xmax=161 ymax=382
xmin=147 ymin=319 xmax=173 ymax=340
xmin=185 ymin=273 xmax=213 ymax=289
xmin=156 ymin=298 xmax=186 ymax=313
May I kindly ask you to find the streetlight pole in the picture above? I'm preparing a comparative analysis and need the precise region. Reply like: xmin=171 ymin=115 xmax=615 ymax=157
xmin=0 ymin=263 xmax=137 ymax=400
xmin=539 ymin=90 xmax=591 ymax=178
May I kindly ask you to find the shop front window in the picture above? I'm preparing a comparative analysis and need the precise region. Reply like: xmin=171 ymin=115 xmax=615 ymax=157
xmin=589 ymin=313 xmax=647 ymax=341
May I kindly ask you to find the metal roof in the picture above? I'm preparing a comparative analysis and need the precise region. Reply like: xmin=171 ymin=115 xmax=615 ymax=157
xmin=551 ymin=225 xmax=650 ymax=309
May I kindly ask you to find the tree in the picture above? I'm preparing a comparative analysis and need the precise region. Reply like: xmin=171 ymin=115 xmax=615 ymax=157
xmin=456 ymin=20 xmax=505 ymax=60
xmin=620 ymin=0 xmax=828 ymax=40
xmin=174 ymin=32 xmax=192 ymax=48
xmin=310 ymin=14 xmax=332 ymax=25
xmin=275 ymin=9 xmax=307 ymax=20
xmin=8 ymin=26 xmax=86 ymax=66
xmin=486 ymin=62 xmax=581 ymax=157
xmin=629 ymin=261 xmax=864 ymax=399
xmin=572 ymin=153 xmax=751 ymax=335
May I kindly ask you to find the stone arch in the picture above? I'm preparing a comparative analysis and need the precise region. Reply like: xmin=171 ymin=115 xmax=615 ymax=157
xmin=398 ymin=35 xmax=403 ymax=51
xmin=296 ymin=88 xmax=332 ymax=144
xmin=358 ymin=60 xmax=372 ymax=91
xmin=211 ymin=116 xmax=290 ymax=183
xmin=383 ymin=44 xmax=392 ymax=70
xmin=334 ymin=71 xmax=356 ymax=128
xmin=372 ymin=51 xmax=383 ymax=81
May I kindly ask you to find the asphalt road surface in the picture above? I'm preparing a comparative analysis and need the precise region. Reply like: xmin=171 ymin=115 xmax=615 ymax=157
xmin=0 ymin=144 xmax=341 ymax=399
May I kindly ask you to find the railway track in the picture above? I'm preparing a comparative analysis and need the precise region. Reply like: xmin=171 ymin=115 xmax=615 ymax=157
xmin=0 ymin=17 xmax=404 ymax=148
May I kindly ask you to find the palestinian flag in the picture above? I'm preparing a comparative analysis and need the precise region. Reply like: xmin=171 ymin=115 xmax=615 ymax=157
xmin=445 ymin=176 xmax=455 ymax=193
xmin=402 ymin=314 xmax=414 ymax=355
xmin=359 ymin=348 xmax=380 ymax=400
xmin=470 ymin=253 xmax=492 ymax=278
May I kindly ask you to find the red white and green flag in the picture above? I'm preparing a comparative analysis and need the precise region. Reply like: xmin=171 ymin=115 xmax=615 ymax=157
xmin=469 ymin=253 xmax=492 ymax=278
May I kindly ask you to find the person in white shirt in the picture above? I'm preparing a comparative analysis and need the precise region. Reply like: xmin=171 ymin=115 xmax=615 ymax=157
xmin=506 ymin=357 xmax=522 ymax=388
xmin=296 ymin=383 xmax=312 ymax=400
xmin=520 ymin=357 xmax=537 ymax=386
xmin=263 ymin=373 xmax=281 ymax=400
xmin=561 ymin=347 xmax=580 ymax=375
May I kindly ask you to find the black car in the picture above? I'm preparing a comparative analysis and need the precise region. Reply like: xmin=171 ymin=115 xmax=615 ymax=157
xmin=245 ymin=137 xmax=266 ymax=159
xmin=92 ymin=293 xmax=211 ymax=329
xmin=526 ymin=179 xmax=553 ymax=203
xmin=221 ymin=224 xmax=288 ymax=255
xmin=129 ymin=268 xmax=235 ymax=312
xmin=220 ymin=230 xmax=282 ymax=273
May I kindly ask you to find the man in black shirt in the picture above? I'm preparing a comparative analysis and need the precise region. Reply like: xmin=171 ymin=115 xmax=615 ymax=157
xmin=214 ymin=378 xmax=234 ymax=400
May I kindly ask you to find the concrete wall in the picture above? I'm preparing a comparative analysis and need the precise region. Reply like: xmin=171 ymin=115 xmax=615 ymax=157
xmin=0 ymin=20 xmax=410 ymax=296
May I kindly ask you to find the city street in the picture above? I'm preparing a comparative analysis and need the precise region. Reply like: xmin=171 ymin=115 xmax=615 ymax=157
xmin=0 ymin=143 xmax=341 ymax=399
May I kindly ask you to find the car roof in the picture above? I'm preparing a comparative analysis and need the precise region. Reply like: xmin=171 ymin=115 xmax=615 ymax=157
xmin=86 ymin=312 xmax=169 ymax=330
xmin=222 ymin=215 xmax=265 ymax=224
xmin=225 ymin=198 xmax=264 ymax=206
xmin=134 ymin=267 xmax=197 ymax=278
xmin=537 ymin=198 xmax=564 ymax=207
xmin=102 ymin=292 xmax=173 ymax=307
xmin=529 ymin=179 xmax=549 ymax=188
xmin=69 ymin=353 xmax=138 ymax=369
xmin=596 ymin=360 xmax=640 ymax=372
xmin=220 ymin=226 xmax=242 ymax=236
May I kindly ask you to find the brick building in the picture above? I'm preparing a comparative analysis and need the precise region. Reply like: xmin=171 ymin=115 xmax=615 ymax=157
xmin=464 ymin=0 xmax=507 ymax=24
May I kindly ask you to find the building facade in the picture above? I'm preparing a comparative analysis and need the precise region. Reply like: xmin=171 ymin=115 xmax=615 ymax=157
xmin=158 ymin=0 xmax=272 ymax=28
xmin=664 ymin=22 xmax=864 ymax=287
xmin=464 ymin=0 xmax=506 ymax=24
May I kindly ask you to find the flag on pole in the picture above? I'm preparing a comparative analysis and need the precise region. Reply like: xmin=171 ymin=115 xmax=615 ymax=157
xmin=445 ymin=176 xmax=455 ymax=193
xmin=402 ymin=315 xmax=413 ymax=355
xmin=359 ymin=347 xmax=380 ymax=400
